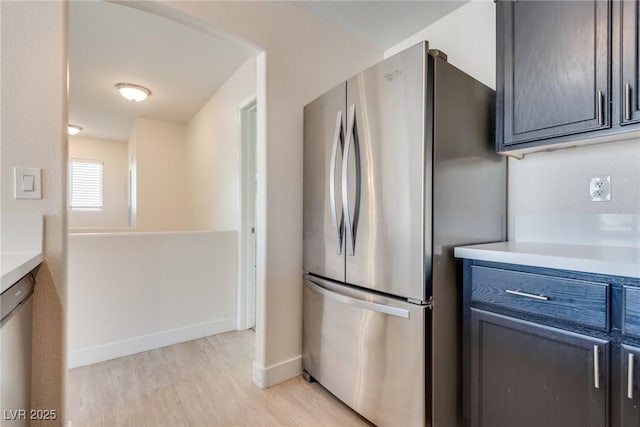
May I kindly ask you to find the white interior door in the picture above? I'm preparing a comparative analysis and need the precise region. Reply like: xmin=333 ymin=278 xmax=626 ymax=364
xmin=246 ymin=104 xmax=257 ymax=329
xmin=240 ymin=100 xmax=258 ymax=330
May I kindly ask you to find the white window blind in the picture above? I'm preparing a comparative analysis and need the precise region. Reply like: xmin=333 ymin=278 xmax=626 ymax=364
xmin=69 ymin=160 xmax=103 ymax=210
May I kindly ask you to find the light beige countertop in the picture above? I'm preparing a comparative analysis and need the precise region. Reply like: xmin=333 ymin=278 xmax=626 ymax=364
xmin=1 ymin=252 xmax=43 ymax=293
xmin=1 ymin=213 xmax=43 ymax=293
xmin=454 ymin=241 xmax=640 ymax=279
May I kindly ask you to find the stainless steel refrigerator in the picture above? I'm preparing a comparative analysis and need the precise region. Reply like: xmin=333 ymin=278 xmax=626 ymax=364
xmin=302 ymin=41 xmax=506 ymax=427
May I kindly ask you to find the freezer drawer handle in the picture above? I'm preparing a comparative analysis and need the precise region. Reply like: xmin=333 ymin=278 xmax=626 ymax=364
xmin=306 ymin=280 xmax=410 ymax=319
xmin=329 ymin=110 xmax=344 ymax=255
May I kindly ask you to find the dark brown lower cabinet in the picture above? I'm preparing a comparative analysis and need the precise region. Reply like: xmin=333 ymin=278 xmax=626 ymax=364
xmin=621 ymin=345 xmax=640 ymax=426
xmin=470 ymin=309 xmax=608 ymax=427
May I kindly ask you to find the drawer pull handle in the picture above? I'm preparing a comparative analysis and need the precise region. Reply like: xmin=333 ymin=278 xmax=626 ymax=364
xmin=505 ymin=289 xmax=549 ymax=301
xmin=594 ymin=345 xmax=600 ymax=389
xmin=629 ymin=353 xmax=635 ymax=399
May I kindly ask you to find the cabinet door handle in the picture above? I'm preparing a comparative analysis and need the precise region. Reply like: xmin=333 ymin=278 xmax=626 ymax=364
xmin=597 ymin=91 xmax=605 ymax=126
xmin=505 ymin=289 xmax=549 ymax=301
xmin=629 ymin=353 xmax=635 ymax=399
xmin=625 ymin=83 xmax=632 ymax=121
xmin=594 ymin=345 xmax=600 ymax=389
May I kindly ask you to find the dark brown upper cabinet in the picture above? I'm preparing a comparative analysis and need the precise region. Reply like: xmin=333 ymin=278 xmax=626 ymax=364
xmin=620 ymin=0 xmax=640 ymax=125
xmin=497 ymin=1 xmax=640 ymax=155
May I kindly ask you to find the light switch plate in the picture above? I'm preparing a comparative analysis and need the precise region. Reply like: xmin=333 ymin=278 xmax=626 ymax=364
xmin=14 ymin=167 xmax=42 ymax=199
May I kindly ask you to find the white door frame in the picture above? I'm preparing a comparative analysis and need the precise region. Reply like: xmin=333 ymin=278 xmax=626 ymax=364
xmin=237 ymin=96 xmax=258 ymax=330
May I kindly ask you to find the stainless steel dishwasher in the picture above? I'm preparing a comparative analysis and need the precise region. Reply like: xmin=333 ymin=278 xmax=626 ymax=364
xmin=1 ymin=270 xmax=36 ymax=426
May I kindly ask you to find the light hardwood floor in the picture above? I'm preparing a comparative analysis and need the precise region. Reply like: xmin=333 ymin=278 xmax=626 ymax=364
xmin=67 ymin=330 xmax=371 ymax=427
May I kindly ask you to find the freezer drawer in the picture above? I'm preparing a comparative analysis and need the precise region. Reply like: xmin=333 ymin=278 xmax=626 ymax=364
xmin=302 ymin=275 xmax=428 ymax=427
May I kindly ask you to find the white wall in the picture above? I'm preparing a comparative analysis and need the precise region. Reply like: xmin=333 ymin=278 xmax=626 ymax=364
xmin=387 ymin=0 xmax=640 ymax=249
xmin=509 ymin=140 xmax=640 ymax=247
xmin=128 ymin=126 xmax=137 ymax=228
xmin=135 ymin=1 xmax=382 ymax=388
xmin=68 ymin=135 xmax=129 ymax=229
xmin=67 ymin=231 xmax=237 ymax=368
xmin=384 ymin=0 xmax=496 ymax=89
xmin=186 ymin=56 xmax=257 ymax=231
xmin=0 ymin=0 xmax=67 ymax=417
xmin=132 ymin=118 xmax=189 ymax=231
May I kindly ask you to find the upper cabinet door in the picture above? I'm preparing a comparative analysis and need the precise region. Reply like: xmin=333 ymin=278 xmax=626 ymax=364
xmin=498 ymin=0 xmax=610 ymax=149
xmin=303 ymin=83 xmax=346 ymax=282
xmin=620 ymin=0 xmax=640 ymax=125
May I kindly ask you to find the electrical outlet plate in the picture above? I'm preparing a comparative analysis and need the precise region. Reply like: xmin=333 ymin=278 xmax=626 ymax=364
xmin=589 ymin=175 xmax=611 ymax=202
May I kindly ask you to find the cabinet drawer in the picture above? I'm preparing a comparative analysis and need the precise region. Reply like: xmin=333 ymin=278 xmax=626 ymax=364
xmin=471 ymin=266 xmax=609 ymax=329
xmin=623 ymin=286 xmax=640 ymax=338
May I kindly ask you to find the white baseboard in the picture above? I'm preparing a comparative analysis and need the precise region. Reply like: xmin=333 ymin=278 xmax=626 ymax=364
xmin=252 ymin=355 xmax=301 ymax=389
xmin=67 ymin=318 xmax=236 ymax=369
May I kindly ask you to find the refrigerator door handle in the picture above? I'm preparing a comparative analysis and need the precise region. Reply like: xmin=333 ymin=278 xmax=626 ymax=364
xmin=305 ymin=279 xmax=410 ymax=319
xmin=329 ymin=110 xmax=344 ymax=255
xmin=342 ymin=104 xmax=360 ymax=256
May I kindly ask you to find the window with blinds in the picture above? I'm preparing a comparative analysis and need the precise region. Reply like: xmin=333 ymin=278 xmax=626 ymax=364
xmin=69 ymin=160 xmax=103 ymax=210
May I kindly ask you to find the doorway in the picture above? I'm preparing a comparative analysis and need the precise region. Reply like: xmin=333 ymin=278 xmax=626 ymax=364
xmin=239 ymin=99 xmax=258 ymax=330
xmin=67 ymin=0 xmax=260 ymax=393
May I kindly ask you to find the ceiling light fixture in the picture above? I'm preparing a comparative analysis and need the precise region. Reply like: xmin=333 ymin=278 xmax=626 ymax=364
xmin=115 ymin=82 xmax=151 ymax=102
xmin=68 ymin=124 xmax=83 ymax=135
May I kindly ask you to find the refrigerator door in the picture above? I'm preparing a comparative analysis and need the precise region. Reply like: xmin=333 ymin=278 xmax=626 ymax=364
xmin=302 ymin=275 xmax=428 ymax=427
xmin=344 ymin=42 xmax=430 ymax=301
xmin=303 ymin=83 xmax=346 ymax=282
